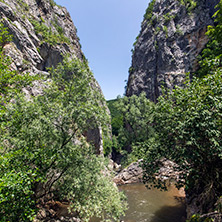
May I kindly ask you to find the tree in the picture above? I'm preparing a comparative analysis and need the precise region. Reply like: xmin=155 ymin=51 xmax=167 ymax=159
xmin=0 ymin=22 xmax=12 ymax=50
xmin=107 ymin=98 xmax=123 ymax=136
xmin=0 ymin=55 xmax=127 ymax=220
xmin=107 ymin=93 xmax=155 ymax=165
xmin=142 ymin=71 xmax=222 ymax=215
xmin=198 ymin=0 xmax=222 ymax=77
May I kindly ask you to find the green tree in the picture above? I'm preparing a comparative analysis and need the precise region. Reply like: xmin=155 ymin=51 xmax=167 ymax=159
xmin=198 ymin=0 xmax=222 ymax=77
xmin=107 ymin=98 xmax=123 ymax=136
xmin=142 ymin=71 xmax=222 ymax=214
xmin=140 ymin=3 xmax=222 ymax=217
xmin=108 ymin=93 xmax=155 ymax=165
xmin=116 ymin=93 xmax=154 ymax=149
xmin=0 ymin=22 xmax=41 ymax=222
xmin=0 ymin=57 xmax=126 ymax=221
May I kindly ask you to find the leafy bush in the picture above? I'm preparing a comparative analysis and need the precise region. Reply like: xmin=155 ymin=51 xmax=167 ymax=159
xmin=0 ymin=57 xmax=126 ymax=221
xmin=0 ymin=23 xmax=41 ymax=221
xmin=107 ymin=98 xmax=123 ymax=136
xmin=163 ymin=25 xmax=168 ymax=38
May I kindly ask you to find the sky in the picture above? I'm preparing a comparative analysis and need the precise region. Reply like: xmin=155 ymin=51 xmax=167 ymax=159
xmin=54 ymin=0 xmax=150 ymax=100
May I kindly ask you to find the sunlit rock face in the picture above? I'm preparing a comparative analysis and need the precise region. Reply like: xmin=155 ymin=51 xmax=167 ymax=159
xmin=0 ymin=0 xmax=83 ymax=73
xmin=126 ymin=0 xmax=219 ymax=102
xmin=0 ymin=0 xmax=108 ymax=154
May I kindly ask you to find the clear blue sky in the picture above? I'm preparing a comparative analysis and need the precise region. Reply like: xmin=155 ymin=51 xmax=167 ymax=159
xmin=55 ymin=0 xmax=150 ymax=100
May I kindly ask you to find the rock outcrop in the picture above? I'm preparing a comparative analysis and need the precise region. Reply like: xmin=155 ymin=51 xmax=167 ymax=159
xmin=114 ymin=159 xmax=181 ymax=185
xmin=0 ymin=0 xmax=83 ymax=73
xmin=113 ymin=160 xmax=143 ymax=185
xmin=126 ymin=0 xmax=219 ymax=102
xmin=0 ymin=0 xmax=107 ymax=153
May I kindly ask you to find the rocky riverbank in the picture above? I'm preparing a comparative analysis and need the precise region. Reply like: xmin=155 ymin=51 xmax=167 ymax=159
xmin=113 ymin=158 xmax=182 ymax=185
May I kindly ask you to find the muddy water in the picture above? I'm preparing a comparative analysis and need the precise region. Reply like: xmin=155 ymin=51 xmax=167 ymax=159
xmin=91 ymin=183 xmax=186 ymax=222
xmin=119 ymin=183 xmax=186 ymax=222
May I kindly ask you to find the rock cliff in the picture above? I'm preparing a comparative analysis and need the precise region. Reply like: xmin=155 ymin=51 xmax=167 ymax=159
xmin=0 ymin=0 xmax=107 ymax=153
xmin=126 ymin=0 xmax=219 ymax=102
xmin=0 ymin=0 xmax=83 ymax=75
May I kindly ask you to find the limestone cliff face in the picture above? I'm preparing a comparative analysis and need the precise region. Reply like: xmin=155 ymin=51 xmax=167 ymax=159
xmin=126 ymin=0 xmax=219 ymax=102
xmin=0 ymin=0 xmax=107 ymax=154
xmin=0 ymin=0 xmax=83 ymax=75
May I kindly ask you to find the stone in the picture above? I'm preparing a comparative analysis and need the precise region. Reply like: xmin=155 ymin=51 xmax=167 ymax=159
xmin=113 ymin=160 xmax=143 ymax=185
xmin=126 ymin=0 xmax=219 ymax=102
xmin=113 ymin=158 xmax=181 ymax=185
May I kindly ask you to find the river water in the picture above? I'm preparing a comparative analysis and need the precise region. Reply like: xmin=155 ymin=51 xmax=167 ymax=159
xmin=119 ymin=183 xmax=186 ymax=222
xmin=91 ymin=183 xmax=186 ymax=222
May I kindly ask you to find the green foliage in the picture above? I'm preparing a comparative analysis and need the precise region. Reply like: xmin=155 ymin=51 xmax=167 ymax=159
xmin=17 ymin=0 xmax=29 ymax=11
xmin=144 ymin=0 xmax=156 ymax=23
xmin=0 ymin=22 xmax=12 ymax=50
xmin=105 ymin=98 xmax=124 ymax=156
xmin=154 ymin=40 xmax=158 ymax=50
xmin=0 ymin=23 xmax=36 ymax=115
xmin=155 ymin=26 xmax=161 ymax=35
xmin=128 ymin=66 xmax=135 ymax=74
xmin=0 ymin=22 xmax=125 ymax=221
xmin=163 ymin=12 xmax=176 ymax=24
xmin=0 ymin=24 xmax=41 ymax=221
xmin=116 ymin=0 xmax=222 ymax=217
xmin=108 ymin=93 xmax=155 ymax=166
xmin=198 ymin=0 xmax=222 ymax=77
xmin=0 ymin=56 xmax=34 ymax=102
xmin=115 ymin=93 xmax=154 ymax=148
xmin=142 ymin=71 xmax=222 ymax=206
xmin=62 ymin=154 xmax=127 ymax=221
xmin=176 ymin=24 xmax=183 ymax=36
xmin=178 ymin=0 xmax=197 ymax=13
xmin=0 ymin=56 xmax=126 ymax=221
xmin=107 ymin=99 xmax=123 ymax=136
xmin=0 ymin=153 xmax=38 ymax=221
xmin=133 ymin=35 xmax=139 ymax=47
xmin=49 ymin=0 xmax=56 ymax=7
xmin=52 ymin=16 xmax=64 ymax=35
xmin=30 ymin=18 xmax=70 ymax=46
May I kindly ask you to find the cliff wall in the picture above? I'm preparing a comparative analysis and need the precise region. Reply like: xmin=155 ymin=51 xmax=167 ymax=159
xmin=0 ymin=0 xmax=83 ymax=74
xmin=0 ymin=0 xmax=107 ymax=154
xmin=126 ymin=0 xmax=219 ymax=102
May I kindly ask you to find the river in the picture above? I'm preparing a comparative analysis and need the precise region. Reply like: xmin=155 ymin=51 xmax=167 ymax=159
xmin=91 ymin=183 xmax=186 ymax=222
xmin=119 ymin=183 xmax=186 ymax=222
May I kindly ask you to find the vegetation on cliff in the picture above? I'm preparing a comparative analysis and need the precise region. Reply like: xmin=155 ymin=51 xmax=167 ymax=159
xmin=0 ymin=25 xmax=127 ymax=221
